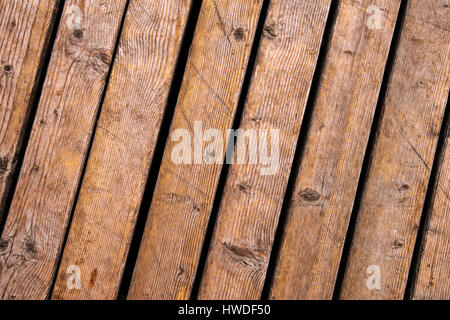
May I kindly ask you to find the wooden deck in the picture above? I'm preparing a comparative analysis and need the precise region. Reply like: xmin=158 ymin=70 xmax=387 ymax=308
xmin=0 ymin=0 xmax=448 ymax=300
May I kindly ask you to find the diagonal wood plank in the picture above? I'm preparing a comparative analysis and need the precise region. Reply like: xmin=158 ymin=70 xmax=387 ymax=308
xmin=51 ymin=0 xmax=193 ymax=300
xmin=412 ymin=120 xmax=450 ymax=300
xmin=198 ymin=0 xmax=332 ymax=300
xmin=340 ymin=0 xmax=450 ymax=300
xmin=128 ymin=0 xmax=265 ymax=300
xmin=269 ymin=0 xmax=401 ymax=300
xmin=0 ymin=0 xmax=61 ymax=218
xmin=0 ymin=0 xmax=128 ymax=300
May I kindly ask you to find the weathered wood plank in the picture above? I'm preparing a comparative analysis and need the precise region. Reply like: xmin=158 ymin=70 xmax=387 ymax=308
xmin=51 ymin=0 xmax=193 ymax=300
xmin=0 ymin=0 xmax=60 ymax=218
xmin=269 ymin=0 xmax=401 ymax=300
xmin=198 ymin=0 xmax=332 ymax=300
xmin=340 ymin=0 xmax=450 ymax=300
xmin=128 ymin=0 xmax=265 ymax=300
xmin=0 ymin=0 xmax=128 ymax=300
xmin=413 ymin=121 xmax=450 ymax=300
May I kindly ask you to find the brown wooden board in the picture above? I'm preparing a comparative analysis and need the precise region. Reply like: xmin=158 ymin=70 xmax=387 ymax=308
xmin=198 ymin=0 xmax=332 ymax=300
xmin=269 ymin=0 xmax=401 ymax=300
xmin=0 ymin=0 xmax=61 ymax=218
xmin=412 ymin=121 xmax=450 ymax=300
xmin=0 ymin=0 xmax=128 ymax=299
xmin=128 ymin=0 xmax=265 ymax=300
xmin=51 ymin=0 xmax=193 ymax=300
xmin=340 ymin=0 xmax=450 ymax=300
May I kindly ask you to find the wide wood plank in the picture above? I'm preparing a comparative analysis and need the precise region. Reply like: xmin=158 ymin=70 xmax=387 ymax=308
xmin=128 ymin=0 xmax=264 ymax=300
xmin=0 ymin=0 xmax=128 ymax=300
xmin=0 ymin=0 xmax=60 ymax=218
xmin=51 ymin=0 xmax=193 ymax=300
xmin=198 ymin=0 xmax=332 ymax=300
xmin=340 ymin=0 xmax=450 ymax=300
xmin=269 ymin=0 xmax=401 ymax=300
xmin=413 ymin=121 xmax=450 ymax=300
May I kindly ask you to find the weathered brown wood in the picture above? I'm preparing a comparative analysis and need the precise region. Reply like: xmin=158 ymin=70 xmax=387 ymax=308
xmin=198 ymin=0 xmax=332 ymax=300
xmin=340 ymin=0 xmax=450 ymax=300
xmin=128 ymin=0 xmax=265 ymax=300
xmin=0 ymin=0 xmax=60 ymax=218
xmin=0 ymin=0 xmax=128 ymax=300
xmin=51 ymin=0 xmax=193 ymax=300
xmin=269 ymin=0 xmax=401 ymax=300
xmin=413 ymin=121 xmax=450 ymax=300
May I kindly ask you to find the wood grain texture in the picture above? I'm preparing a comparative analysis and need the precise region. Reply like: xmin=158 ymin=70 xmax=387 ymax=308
xmin=269 ymin=0 xmax=401 ymax=300
xmin=51 ymin=0 xmax=192 ymax=300
xmin=0 ymin=0 xmax=60 ymax=218
xmin=0 ymin=0 xmax=128 ymax=300
xmin=413 ymin=121 xmax=450 ymax=300
xmin=128 ymin=0 xmax=264 ymax=300
xmin=340 ymin=0 xmax=450 ymax=300
xmin=198 ymin=0 xmax=332 ymax=300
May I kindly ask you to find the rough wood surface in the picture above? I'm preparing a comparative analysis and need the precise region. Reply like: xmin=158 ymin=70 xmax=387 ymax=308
xmin=0 ymin=0 xmax=60 ymax=218
xmin=198 ymin=0 xmax=332 ymax=300
xmin=341 ymin=0 xmax=450 ymax=300
xmin=413 ymin=121 xmax=450 ymax=300
xmin=51 ymin=0 xmax=193 ymax=300
xmin=0 ymin=0 xmax=128 ymax=300
xmin=128 ymin=0 xmax=264 ymax=300
xmin=269 ymin=0 xmax=401 ymax=300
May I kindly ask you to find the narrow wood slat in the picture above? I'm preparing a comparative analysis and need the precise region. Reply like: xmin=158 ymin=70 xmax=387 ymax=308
xmin=413 ymin=121 xmax=450 ymax=300
xmin=0 ymin=0 xmax=128 ymax=300
xmin=0 ymin=0 xmax=60 ymax=217
xmin=269 ymin=0 xmax=401 ymax=300
xmin=128 ymin=0 xmax=265 ymax=300
xmin=198 ymin=0 xmax=332 ymax=300
xmin=341 ymin=0 xmax=450 ymax=300
xmin=51 ymin=0 xmax=193 ymax=300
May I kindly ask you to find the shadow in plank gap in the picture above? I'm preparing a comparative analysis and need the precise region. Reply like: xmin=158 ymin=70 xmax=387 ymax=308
xmin=261 ymin=0 xmax=339 ymax=300
xmin=332 ymin=0 xmax=409 ymax=300
xmin=197 ymin=0 xmax=333 ymax=300
xmin=0 ymin=0 xmax=129 ymax=300
xmin=190 ymin=0 xmax=271 ymax=300
xmin=251 ymin=0 xmax=401 ymax=300
xmin=128 ymin=0 xmax=266 ymax=300
xmin=117 ymin=0 xmax=204 ymax=301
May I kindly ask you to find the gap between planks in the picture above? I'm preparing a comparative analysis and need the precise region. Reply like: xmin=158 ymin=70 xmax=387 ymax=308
xmin=0 ymin=0 xmax=129 ymax=300
xmin=340 ymin=0 xmax=450 ymax=300
xmin=128 ymin=0 xmax=266 ymax=300
xmin=51 ymin=0 xmax=193 ymax=300
xmin=269 ymin=0 xmax=402 ymax=300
